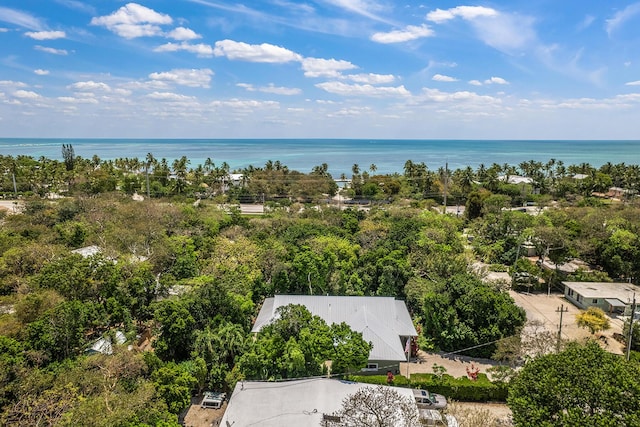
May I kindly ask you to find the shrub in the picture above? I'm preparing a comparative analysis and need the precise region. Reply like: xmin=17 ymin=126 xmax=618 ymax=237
xmin=348 ymin=373 xmax=508 ymax=402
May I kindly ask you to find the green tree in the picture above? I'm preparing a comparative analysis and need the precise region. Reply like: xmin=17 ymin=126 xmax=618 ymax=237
xmin=62 ymin=144 xmax=75 ymax=171
xmin=153 ymin=299 xmax=196 ymax=361
xmin=237 ymin=305 xmax=368 ymax=380
xmin=27 ymin=300 xmax=93 ymax=361
xmin=508 ymin=341 xmax=640 ymax=426
xmin=329 ymin=322 xmax=372 ymax=375
xmin=420 ymin=273 xmax=526 ymax=357
xmin=152 ymin=362 xmax=197 ymax=414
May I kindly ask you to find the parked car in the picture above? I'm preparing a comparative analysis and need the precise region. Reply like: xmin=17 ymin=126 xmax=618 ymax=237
xmin=419 ymin=409 xmax=458 ymax=426
xmin=413 ymin=389 xmax=447 ymax=409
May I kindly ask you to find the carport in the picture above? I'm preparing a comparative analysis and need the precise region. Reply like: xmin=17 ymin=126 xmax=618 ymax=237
xmin=605 ymin=298 xmax=627 ymax=315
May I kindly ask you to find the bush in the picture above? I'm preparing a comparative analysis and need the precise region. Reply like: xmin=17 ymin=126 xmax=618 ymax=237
xmin=410 ymin=373 xmax=508 ymax=402
xmin=347 ymin=373 xmax=508 ymax=402
xmin=348 ymin=375 xmax=410 ymax=386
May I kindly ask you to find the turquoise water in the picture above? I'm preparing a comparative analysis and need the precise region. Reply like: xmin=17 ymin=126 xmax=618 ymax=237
xmin=0 ymin=138 xmax=638 ymax=177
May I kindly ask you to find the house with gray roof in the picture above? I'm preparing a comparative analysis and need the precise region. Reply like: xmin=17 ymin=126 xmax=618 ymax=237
xmin=252 ymin=295 xmax=417 ymax=374
xmin=219 ymin=378 xmax=412 ymax=427
xmin=563 ymin=281 xmax=640 ymax=315
xmin=219 ymin=378 xmax=456 ymax=427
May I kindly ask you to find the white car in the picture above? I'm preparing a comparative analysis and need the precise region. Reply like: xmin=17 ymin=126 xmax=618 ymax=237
xmin=413 ymin=389 xmax=447 ymax=409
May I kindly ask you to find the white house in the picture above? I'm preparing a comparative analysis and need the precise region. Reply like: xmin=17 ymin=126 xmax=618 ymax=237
xmin=563 ymin=281 xmax=640 ymax=314
xmin=220 ymin=379 xmax=409 ymax=427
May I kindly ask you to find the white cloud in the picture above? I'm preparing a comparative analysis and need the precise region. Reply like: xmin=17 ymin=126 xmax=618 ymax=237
xmin=154 ymin=42 xmax=214 ymax=57
xmin=327 ymin=106 xmax=373 ymax=117
xmin=25 ymin=30 xmax=65 ymax=40
xmin=346 ymin=73 xmax=395 ymax=84
xmin=57 ymin=96 xmax=99 ymax=104
xmin=427 ymin=6 xmax=535 ymax=53
xmin=432 ymin=74 xmax=458 ymax=82
xmin=371 ymin=24 xmax=434 ymax=43
xmin=0 ymin=28 xmax=8 ymax=32
xmin=302 ymin=57 xmax=356 ymax=78
xmin=577 ymin=15 xmax=595 ymax=31
xmin=626 ymin=80 xmax=640 ymax=86
xmin=213 ymin=39 xmax=302 ymax=63
xmin=149 ymin=69 xmax=213 ymax=88
xmin=91 ymin=3 xmax=172 ymax=39
xmin=13 ymin=90 xmax=41 ymax=99
xmin=113 ymin=88 xmax=132 ymax=96
xmin=474 ymin=13 xmax=536 ymax=52
xmin=484 ymin=76 xmax=509 ymax=85
xmin=0 ymin=80 xmax=27 ymax=88
xmin=426 ymin=6 xmax=498 ymax=23
xmin=0 ymin=7 xmax=44 ymax=30
xmin=210 ymin=99 xmax=280 ymax=109
xmin=166 ymin=27 xmax=201 ymax=41
xmin=34 ymin=69 xmax=49 ymax=75
xmin=146 ymin=92 xmax=196 ymax=101
xmin=34 ymin=45 xmax=68 ymax=55
xmin=68 ymin=81 xmax=111 ymax=92
xmin=57 ymin=1 xmax=96 ymax=14
xmin=315 ymin=81 xmax=410 ymax=97
xmin=237 ymin=83 xmax=301 ymax=95
xmin=120 ymin=80 xmax=169 ymax=91
xmin=606 ymin=3 xmax=640 ymax=36
xmin=418 ymin=88 xmax=501 ymax=105
xmin=468 ymin=80 xmax=482 ymax=86
xmin=323 ymin=0 xmax=391 ymax=24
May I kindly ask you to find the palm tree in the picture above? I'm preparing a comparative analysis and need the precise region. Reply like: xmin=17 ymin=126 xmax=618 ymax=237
xmin=369 ymin=164 xmax=377 ymax=174
xmin=145 ymin=152 xmax=156 ymax=198
xmin=458 ymin=166 xmax=475 ymax=195
xmin=204 ymin=157 xmax=214 ymax=173
xmin=474 ymin=163 xmax=487 ymax=184
xmin=172 ymin=156 xmax=190 ymax=194
xmin=403 ymin=160 xmax=415 ymax=178
xmin=216 ymin=321 xmax=246 ymax=364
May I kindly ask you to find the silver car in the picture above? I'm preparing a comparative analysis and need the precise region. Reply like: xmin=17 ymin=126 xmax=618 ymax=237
xmin=413 ymin=389 xmax=447 ymax=410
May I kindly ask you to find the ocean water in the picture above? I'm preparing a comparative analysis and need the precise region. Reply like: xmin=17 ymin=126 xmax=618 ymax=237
xmin=0 ymin=138 xmax=638 ymax=177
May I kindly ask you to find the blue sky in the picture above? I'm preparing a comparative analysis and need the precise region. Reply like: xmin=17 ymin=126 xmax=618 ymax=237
xmin=1 ymin=1 xmax=640 ymax=139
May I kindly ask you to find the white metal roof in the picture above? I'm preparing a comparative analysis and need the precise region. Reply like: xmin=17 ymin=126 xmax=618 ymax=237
xmin=71 ymin=245 xmax=101 ymax=258
xmin=252 ymin=295 xmax=417 ymax=361
xmin=564 ymin=281 xmax=640 ymax=302
xmin=220 ymin=378 xmax=417 ymax=427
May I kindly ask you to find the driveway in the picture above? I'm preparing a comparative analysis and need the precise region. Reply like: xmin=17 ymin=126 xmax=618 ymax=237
xmin=508 ymin=291 xmax=624 ymax=354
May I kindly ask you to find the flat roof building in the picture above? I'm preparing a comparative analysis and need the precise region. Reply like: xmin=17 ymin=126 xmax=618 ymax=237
xmin=563 ymin=281 xmax=640 ymax=314
xmin=220 ymin=378 xmax=416 ymax=427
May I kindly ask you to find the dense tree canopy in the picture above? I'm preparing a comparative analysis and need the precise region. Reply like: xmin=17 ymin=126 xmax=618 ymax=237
xmin=237 ymin=304 xmax=371 ymax=380
xmin=508 ymin=341 xmax=640 ymax=426
xmin=420 ymin=273 xmax=526 ymax=357
xmin=2 ymin=151 xmax=640 ymax=422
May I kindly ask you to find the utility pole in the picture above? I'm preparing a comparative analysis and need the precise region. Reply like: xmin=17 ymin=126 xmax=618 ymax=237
xmin=556 ymin=304 xmax=568 ymax=352
xmin=627 ymin=294 xmax=636 ymax=361
xmin=442 ymin=162 xmax=448 ymax=214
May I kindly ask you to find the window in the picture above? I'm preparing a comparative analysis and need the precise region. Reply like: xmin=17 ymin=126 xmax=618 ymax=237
xmin=361 ymin=363 xmax=378 ymax=372
xmin=592 ymin=299 xmax=598 ymax=304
